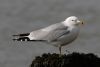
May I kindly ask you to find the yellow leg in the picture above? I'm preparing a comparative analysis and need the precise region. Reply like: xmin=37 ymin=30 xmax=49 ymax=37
xmin=59 ymin=46 xmax=62 ymax=55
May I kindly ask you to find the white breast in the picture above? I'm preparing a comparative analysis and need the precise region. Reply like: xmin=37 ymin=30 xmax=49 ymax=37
xmin=52 ymin=26 xmax=80 ymax=47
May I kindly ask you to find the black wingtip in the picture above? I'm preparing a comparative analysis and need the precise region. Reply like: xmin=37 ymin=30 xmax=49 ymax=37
xmin=12 ymin=38 xmax=20 ymax=41
xmin=12 ymin=33 xmax=30 ymax=37
xmin=12 ymin=37 xmax=47 ymax=42
xmin=12 ymin=35 xmax=19 ymax=36
xmin=12 ymin=37 xmax=31 ymax=41
xmin=12 ymin=39 xmax=16 ymax=41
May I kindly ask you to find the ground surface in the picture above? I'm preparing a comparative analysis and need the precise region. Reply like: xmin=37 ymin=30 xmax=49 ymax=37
xmin=31 ymin=52 xmax=100 ymax=67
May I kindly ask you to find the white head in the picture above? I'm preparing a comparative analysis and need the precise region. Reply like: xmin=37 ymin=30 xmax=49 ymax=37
xmin=63 ymin=16 xmax=83 ymax=26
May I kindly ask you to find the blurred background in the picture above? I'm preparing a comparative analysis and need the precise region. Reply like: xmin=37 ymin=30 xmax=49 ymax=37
xmin=0 ymin=0 xmax=100 ymax=67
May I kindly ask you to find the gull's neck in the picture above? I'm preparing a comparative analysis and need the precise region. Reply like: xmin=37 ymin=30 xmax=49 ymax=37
xmin=62 ymin=21 xmax=72 ymax=27
xmin=62 ymin=21 xmax=78 ymax=31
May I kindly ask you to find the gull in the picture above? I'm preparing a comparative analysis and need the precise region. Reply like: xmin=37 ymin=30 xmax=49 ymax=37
xmin=13 ymin=16 xmax=84 ymax=54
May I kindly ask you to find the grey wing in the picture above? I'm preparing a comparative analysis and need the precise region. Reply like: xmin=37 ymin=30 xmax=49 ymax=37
xmin=28 ymin=23 xmax=70 ymax=41
xmin=43 ymin=28 xmax=70 ymax=42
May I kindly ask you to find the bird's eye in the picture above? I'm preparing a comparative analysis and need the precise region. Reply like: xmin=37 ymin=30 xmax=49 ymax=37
xmin=72 ymin=20 xmax=74 ymax=21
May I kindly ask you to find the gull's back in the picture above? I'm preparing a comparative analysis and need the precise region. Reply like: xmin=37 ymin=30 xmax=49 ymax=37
xmin=28 ymin=22 xmax=68 ymax=40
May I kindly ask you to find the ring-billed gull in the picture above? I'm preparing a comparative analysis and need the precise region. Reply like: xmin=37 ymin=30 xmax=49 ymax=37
xmin=13 ymin=16 xmax=84 ymax=54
